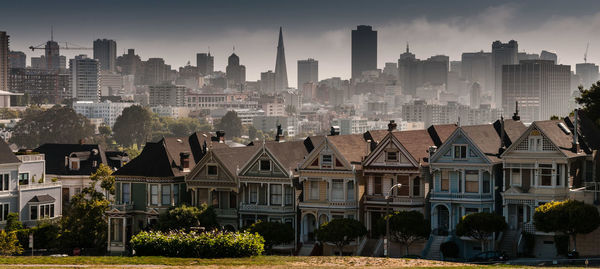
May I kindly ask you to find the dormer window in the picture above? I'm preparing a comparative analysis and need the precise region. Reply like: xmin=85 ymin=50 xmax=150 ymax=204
xmin=453 ymin=145 xmax=467 ymax=159
xmin=207 ymin=165 xmax=218 ymax=176
xmin=259 ymin=160 xmax=271 ymax=171
xmin=322 ymin=155 xmax=332 ymax=169
xmin=70 ymin=158 xmax=80 ymax=171
xmin=386 ymin=151 xmax=398 ymax=162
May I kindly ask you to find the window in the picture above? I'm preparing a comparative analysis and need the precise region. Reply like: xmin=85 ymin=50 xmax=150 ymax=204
xmin=270 ymin=184 xmax=282 ymax=205
xmin=39 ymin=204 xmax=53 ymax=219
xmin=110 ymin=218 xmax=123 ymax=242
xmin=150 ymin=185 xmax=159 ymax=205
xmin=441 ymin=170 xmax=450 ymax=191
xmin=413 ymin=177 xmax=420 ymax=196
xmin=528 ymin=137 xmax=542 ymax=151
xmin=207 ymin=165 xmax=218 ymax=176
xmin=161 ymin=185 xmax=171 ymax=205
xmin=347 ymin=181 xmax=355 ymax=201
xmin=122 ymin=183 xmax=131 ymax=204
xmin=309 ymin=180 xmax=319 ymax=200
xmin=285 ymin=185 xmax=293 ymax=205
xmin=71 ymin=160 xmax=79 ymax=170
xmin=18 ymin=173 xmax=29 ymax=185
xmin=465 ymin=208 xmax=479 ymax=215
xmin=331 ymin=179 xmax=344 ymax=201
xmin=386 ymin=151 xmax=398 ymax=162
xmin=556 ymin=165 xmax=561 ymax=186
xmin=250 ymin=184 xmax=258 ymax=204
xmin=397 ymin=175 xmax=409 ymax=196
xmin=373 ymin=177 xmax=382 ymax=195
xmin=322 ymin=155 xmax=332 ymax=169
xmin=259 ymin=160 xmax=271 ymax=171
xmin=465 ymin=170 xmax=479 ymax=193
xmin=1 ymin=174 xmax=8 ymax=191
xmin=30 ymin=205 xmax=37 ymax=220
xmin=512 ymin=169 xmax=521 ymax=186
xmin=483 ymin=174 xmax=491 ymax=193
xmin=454 ymin=145 xmax=467 ymax=159
xmin=173 ymin=184 xmax=179 ymax=205
xmin=540 ymin=164 xmax=552 ymax=186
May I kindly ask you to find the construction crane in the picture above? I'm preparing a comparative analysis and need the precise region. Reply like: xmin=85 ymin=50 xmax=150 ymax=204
xmin=584 ymin=42 xmax=589 ymax=63
xmin=28 ymin=41 xmax=92 ymax=51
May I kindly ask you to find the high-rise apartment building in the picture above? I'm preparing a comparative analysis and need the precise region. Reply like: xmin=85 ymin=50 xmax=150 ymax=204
xmin=149 ymin=84 xmax=186 ymax=107
xmin=274 ymin=27 xmax=288 ymax=91
xmin=576 ymin=63 xmax=599 ymax=89
xmin=9 ymin=68 xmax=70 ymax=103
xmin=492 ymin=40 xmax=518 ymax=108
xmin=226 ymin=53 xmax=245 ymax=88
xmin=196 ymin=52 xmax=214 ymax=75
xmin=70 ymin=55 xmax=100 ymax=102
xmin=297 ymin=58 xmax=318 ymax=90
xmin=502 ymin=60 xmax=571 ymax=122
xmin=0 ymin=32 xmax=8 ymax=91
xmin=143 ymin=58 xmax=171 ymax=85
xmin=260 ymin=70 xmax=276 ymax=93
xmin=8 ymin=51 xmax=26 ymax=69
xmin=93 ymin=39 xmax=117 ymax=72
xmin=351 ymin=25 xmax=377 ymax=79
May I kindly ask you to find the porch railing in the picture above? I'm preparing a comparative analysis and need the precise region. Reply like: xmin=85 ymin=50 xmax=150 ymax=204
xmin=430 ymin=192 xmax=493 ymax=200
xmin=239 ymin=204 xmax=294 ymax=213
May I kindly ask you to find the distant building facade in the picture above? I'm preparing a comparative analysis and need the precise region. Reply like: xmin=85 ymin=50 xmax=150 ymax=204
xmin=298 ymin=58 xmax=318 ymax=90
xmin=70 ymin=55 xmax=100 ymax=102
xmin=351 ymin=25 xmax=377 ymax=79
xmin=93 ymin=39 xmax=117 ymax=72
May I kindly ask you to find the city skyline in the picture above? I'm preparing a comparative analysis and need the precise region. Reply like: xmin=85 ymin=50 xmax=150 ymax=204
xmin=2 ymin=0 xmax=600 ymax=87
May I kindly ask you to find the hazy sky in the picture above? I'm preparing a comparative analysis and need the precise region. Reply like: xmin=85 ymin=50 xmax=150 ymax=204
xmin=3 ymin=0 xmax=600 ymax=86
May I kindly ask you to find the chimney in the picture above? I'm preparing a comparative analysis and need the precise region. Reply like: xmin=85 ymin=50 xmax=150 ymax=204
xmin=512 ymin=101 xmax=521 ymax=121
xmin=330 ymin=126 xmax=340 ymax=136
xmin=573 ymin=109 xmax=580 ymax=153
xmin=499 ymin=116 xmax=506 ymax=155
xmin=216 ymin=130 xmax=225 ymax=143
xmin=275 ymin=124 xmax=284 ymax=142
xmin=78 ymin=139 xmax=85 ymax=145
xmin=388 ymin=120 xmax=397 ymax=132
xmin=180 ymin=152 xmax=190 ymax=171
xmin=427 ymin=146 xmax=437 ymax=163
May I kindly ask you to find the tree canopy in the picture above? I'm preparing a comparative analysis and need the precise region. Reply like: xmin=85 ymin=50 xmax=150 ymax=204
xmin=113 ymin=105 xmax=153 ymax=147
xmin=158 ymin=204 xmax=218 ymax=232
xmin=534 ymin=200 xmax=600 ymax=252
xmin=387 ymin=210 xmax=430 ymax=255
xmin=247 ymin=221 xmax=294 ymax=251
xmin=215 ymin=111 xmax=242 ymax=138
xmin=315 ymin=218 xmax=367 ymax=256
xmin=576 ymin=82 xmax=600 ymax=127
xmin=456 ymin=212 xmax=506 ymax=252
xmin=10 ymin=105 xmax=94 ymax=148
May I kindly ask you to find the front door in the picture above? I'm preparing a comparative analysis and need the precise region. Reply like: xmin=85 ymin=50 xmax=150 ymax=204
xmin=437 ymin=206 xmax=449 ymax=233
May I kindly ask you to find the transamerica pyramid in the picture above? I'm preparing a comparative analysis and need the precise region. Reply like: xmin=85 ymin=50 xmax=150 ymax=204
xmin=274 ymin=27 xmax=288 ymax=91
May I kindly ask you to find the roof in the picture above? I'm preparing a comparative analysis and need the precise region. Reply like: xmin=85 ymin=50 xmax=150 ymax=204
xmin=34 ymin=143 xmax=110 ymax=175
xmin=533 ymin=116 xmax=600 ymax=158
xmin=392 ymin=129 xmax=437 ymax=164
xmin=456 ymin=119 xmax=526 ymax=163
xmin=428 ymin=124 xmax=458 ymax=147
xmin=264 ymin=141 xmax=309 ymax=171
xmin=326 ymin=133 xmax=369 ymax=169
xmin=0 ymin=139 xmax=19 ymax=165
xmin=28 ymin=194 xmax=56 ymax=203
xmin=210 ymin=146 xmax=257 ymax=177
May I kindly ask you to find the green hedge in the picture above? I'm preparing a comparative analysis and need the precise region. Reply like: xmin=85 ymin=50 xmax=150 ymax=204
xmin=130 ymin=230 xmax=264 ymax=258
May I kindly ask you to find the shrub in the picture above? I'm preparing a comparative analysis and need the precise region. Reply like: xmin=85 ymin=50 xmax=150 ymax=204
xmin=247 ymin=221 xmax=294 ymax=251
xmin=440 ymin=241 xmax=459 ymax=259
xmin=159 ymin=204 xmax=218 ymax=232
xmin=16 ymin=222 xmax=61 ymax=251
xmin=0 ymin=230 xmax=23 ymax=256
xmin=5 ymin=213 xmax=23 ymax=232
xmin=130 ymin=230 xmax=264 ymax=258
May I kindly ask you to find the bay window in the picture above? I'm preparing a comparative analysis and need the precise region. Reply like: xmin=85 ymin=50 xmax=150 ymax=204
xmin=270 ymin=184 xmax=282 ymax=205
xmin=465 ymin=170 xmax=479 ymax=193
xmin=161 ymin=185 xmax=171 ymax=205
xmin=331 ymin=179 xmax=344 ymax=201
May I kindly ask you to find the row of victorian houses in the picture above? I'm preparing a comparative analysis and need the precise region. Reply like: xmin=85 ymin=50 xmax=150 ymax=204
xmin=103 ymin=110 xmax=600 ymax=259
xmin=2 ymin=110 xmax=598 ymax=259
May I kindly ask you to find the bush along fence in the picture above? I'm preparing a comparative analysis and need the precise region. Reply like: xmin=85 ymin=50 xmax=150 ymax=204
xmin=130 ymin=230 xmax=264 ymax=258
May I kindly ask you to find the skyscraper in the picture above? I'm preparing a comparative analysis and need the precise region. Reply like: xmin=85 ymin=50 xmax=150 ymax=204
xmin=196 ymin=52 xmax=214 ymax=75
xmin=502 ymin=60 xmax=570 ymax=122
xmin=576 ymin=63 xmax=599 ymax=89
xmin=540 ymin=50 xmax=558 ymax=63
xmin=0 ymin=32 xmax=8 ymax=91
xmin=226 ymin=53 xmax=245 ymax=88
xmin=398 ymin=44 xmax=419 ymax=96
xmin=461 ymin=51 xmax=493 ymax=93
xmin=8 ymin=51 xmax=26 ymax=69
xmin=274 ymin=27 xmax=288 ymax=91
xmin=45 ymin=40 xmax=61 ymax=71
xmin=70 ymin=55 xmax=100 ymax=102
xmin=492 ymin=40 xmax=518 ymax=108
xmin=93 ymin=39 xmax=117 ymax=72
xmin=351 ymin=25 xmax=377 ymax=79
xmin=297 ymin=58 xmax=318 ymax=90
xmin=260 ymin=70 xmax=276 ymax=93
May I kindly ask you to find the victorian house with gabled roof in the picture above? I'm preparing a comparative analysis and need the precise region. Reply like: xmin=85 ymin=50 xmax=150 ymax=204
xmin=500 ymin=112 xmax=600 ymax=258
xmin=427 ymin=118 xmax=526 ymax=259
xmin=106 ymin=132 xmax=220 ymax=253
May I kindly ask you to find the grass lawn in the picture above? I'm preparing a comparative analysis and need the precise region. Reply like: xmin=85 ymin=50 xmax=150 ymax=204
xmin=0 ymin=256 xmax=586 ymax=268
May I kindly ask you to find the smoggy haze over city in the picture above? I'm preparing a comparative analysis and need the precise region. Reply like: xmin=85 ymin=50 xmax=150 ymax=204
xmin=2 ymin=0 xmax=600 ymax=86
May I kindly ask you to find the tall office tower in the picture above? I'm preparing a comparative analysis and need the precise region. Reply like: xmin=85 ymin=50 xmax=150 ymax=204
xmin=0 ymin=32 xmax=8 ymax=91
xmin=502 ymin=60 xmax=570 ymax=122
xmin=93 ymin=39 xmax=117 ymax=72
xmin=226 ymin=53 xmax=245 ymax=87
xmin=274 ymin=27 xmax=288 ymax=91
xmin=423 ymin=55 xmax=449 ymax=87
xmin=143 ymin=58 xmax=170 ymax=85
xmin=196 ymin=52 xmax=214 ymax=75
xmin=351 ymin=25 xmax=377 ymax=79
xmin=260 ymin=70 xmax=276 ymax=93
xmin=45 ymin=40 xmax=61 ymax=71
xmin=397 ymin=44 xmax=419 ymax=96
xmin=492 ymin=40 xmax=518 ymax=108
xmin=8 ymin=51 xmax=26 ymax=69
xmin=470 ymin=82 xmax=481 ymax=108
xmin=383 ymin=62 xmax=398 ymax=78
xmin=461 ymin=51 xmax=493 ymax=93
xmin=297 ymin=58 xmax=318 ymax=90
xmin=540 ymin=50 xmax=557 ymax=63
xmin=575 ymin=63 xmax=599 ymax=89
xmin=70 ymin=55 xmax=100 ymax=102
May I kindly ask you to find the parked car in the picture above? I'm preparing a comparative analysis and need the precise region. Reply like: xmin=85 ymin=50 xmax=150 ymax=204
xmin=468 ymin=251 xmax=509 ymax=263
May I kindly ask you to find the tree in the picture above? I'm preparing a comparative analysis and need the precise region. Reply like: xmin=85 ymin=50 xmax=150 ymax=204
xmin=0 ymin=230 xmax=23 ymax=256
xmin=315 ymin=218 xmax=367 ymax=256
xmin=247 ymin=221 xmax=294 ymax=252
xmin=168 ymin=117 xmax=202 ymax=137
xmin=387 ymin=210 xmax=430 ymax=256
xmin=4 ymin=213 xmax=22 ymax=232
xmin=59 ymin=167 xmax=111 ymax=250
xmin=456 ymin=212 xmax=507 ymax=252
xmin=248 ymin=125 xmax=258 ymax=141
xmin=0 ymin=108 xmax=19 ymax=119
xmin=122 ymin=144 xmax=142 ymax=159
xmin=534 ymin=200 xmax=600 ymax=252
xmin=158 ymin=204 xmax=218 ymax=232
xmin=10 ymin=105 xmax=94 ymax=148
xmin=91 ymin=164 xmax=115 ymax=200
xmin=98 ymin=124 xmax=112 ymax=137
xmin=576 ymin=83 xmax=600 ymax=127
xmin=113 ymin=105 xmax=153 ymax=147
xmin=215 ymin=111 xmax=242 ymax=138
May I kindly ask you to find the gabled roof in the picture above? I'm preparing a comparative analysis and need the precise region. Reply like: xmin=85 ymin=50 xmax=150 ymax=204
xmin=326 ymin=134 xmax=370 ymax=169
xmin=363 ymin=131 xmax=420 ymax=168
xmin=28 ymin=194 xmax=56 ymax=203
xmin=428 ymin=124 xmax=458 ymax=147
xmin=393 ymin=129 xmax=437 ymax=164
xmin=263 ymin=141 xmax=309 ymax=172
xmin=0 ymin=139 xmax=19 ymax=165
xmin=209 ymin=146 xmax=257 ymax=178
xmin=34 ymin=143 xmax=110 ymax=175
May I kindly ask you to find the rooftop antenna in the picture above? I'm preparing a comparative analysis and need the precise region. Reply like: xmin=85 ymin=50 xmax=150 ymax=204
xmin=584 ymin=42 xmax=589 ymax=63
xmin=51 ymin=25 xmax=54 ymax=41
xmin=406 ymin=42 xmax=409 ymax=53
